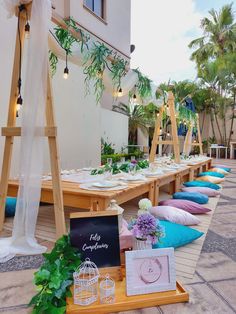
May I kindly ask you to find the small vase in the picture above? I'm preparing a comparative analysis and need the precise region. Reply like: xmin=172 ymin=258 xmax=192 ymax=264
xmin=133 ymin=238 xmax=152 ymax=250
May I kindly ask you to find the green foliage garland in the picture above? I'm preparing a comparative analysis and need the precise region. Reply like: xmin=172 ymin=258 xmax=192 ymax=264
xmin=49 ymin=51 xmax=58 ymax=77
xmin=176 ymin=104 xmax=197 ymax=127
xmin=110 ymin=54 xmax=128 ymax=90
xmin=54 ymin=17 xmax=89 ymax=55
xmin=83 ymin=42 xmax=112 ymax=102
xmin=133 ymin=68 xmax=152 ymax=99
xmin=29 ymin=235 xmax=81 ymax=314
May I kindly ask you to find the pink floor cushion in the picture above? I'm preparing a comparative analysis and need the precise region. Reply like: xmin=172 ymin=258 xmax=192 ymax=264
xmin=158 ymin=199 xmax=211 ymax=214
xmin=150 ymin=205 xmax=200 ymax=225
xmin=195 ymin=176 xmax=224 ymax=184
xmin=181 ymin=186 xmax=220 ymax=197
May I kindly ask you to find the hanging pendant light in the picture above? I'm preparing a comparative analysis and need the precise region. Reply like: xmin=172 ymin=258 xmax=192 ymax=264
xmin=63 ymin=50 xmax=69 ymax=79
xmin=117 ymin=87 xmax=123 ymax=97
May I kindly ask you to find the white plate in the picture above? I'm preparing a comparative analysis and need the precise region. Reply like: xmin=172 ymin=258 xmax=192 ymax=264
xmin=123 ymin=175 xmax=146 ymax=181
xmin=144 ymin=171 xmax=164 ymax=177
xmin=92 ymin=181 xmax=119 ymax=188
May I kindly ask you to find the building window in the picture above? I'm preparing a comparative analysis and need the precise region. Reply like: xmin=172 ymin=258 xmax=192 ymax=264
xmin=84 ymin=0 xmax=105 ymax=19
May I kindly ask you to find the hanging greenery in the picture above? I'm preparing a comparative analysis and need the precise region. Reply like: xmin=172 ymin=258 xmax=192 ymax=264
xmin=54 ymin=17 xmax=89 ymax=55
xmin=133 ymin=68 xmax=152 ymax=99
xmin=49 ymin=51 xmax=58 ymax=76
xmin=29 ymin=235 xmax=81 ymax=314
xmin=110 ymin=54 xmax=128 ymax=90
xmin=176 ymin=104 xmax=197 ymax=127
xmin=83 ymin=42 xmax=112 ymax=102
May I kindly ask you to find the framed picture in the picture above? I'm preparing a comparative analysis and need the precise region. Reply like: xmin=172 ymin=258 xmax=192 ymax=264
xmin=125 ymin=248 xmax=176 ymax=296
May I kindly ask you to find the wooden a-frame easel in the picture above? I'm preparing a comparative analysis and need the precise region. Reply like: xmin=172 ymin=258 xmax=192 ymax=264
xmin=184 ymin=114 xmax=203 ymax=155
xmin=149 ymin=91 xmax=180 ymax=163
xmin=0 ymin=5 xmax=66 ymax=238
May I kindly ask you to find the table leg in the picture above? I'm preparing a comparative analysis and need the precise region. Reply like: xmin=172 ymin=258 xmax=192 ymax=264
xmin=148 ymin=182 xmax=155 ymax=205
xmin=154 ymin=184 xmax=159 ymax=206
xmin=189 ymin=169 xmax=194 ymax=181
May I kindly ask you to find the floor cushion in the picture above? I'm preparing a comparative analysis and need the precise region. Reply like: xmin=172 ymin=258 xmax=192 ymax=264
xmin=198 ymin=171 xmax=224 ymax=178
xmin=159 ymin=199 xmax=211 ymax=214
xmin=5 ymin=197 xmax=17 ymax=217
xmin=173 ymin=191 xmax=209 ymax=204
xmin=183 ymin=180 xmax=220 ymax=190
xmin=195 ymin=176 xmax=224 ymax=184
xmin=182 ymin=186 xmax=220 ymax=197
xmin=209 ymin=168 xmax=229 ymax=175
xmin=214 ymin=166 xmax=231 ymax=172
xmin=150 ymin=205 xmax=200 ymax=225
xmin=152 ymin=220 xmax=204 ymax=249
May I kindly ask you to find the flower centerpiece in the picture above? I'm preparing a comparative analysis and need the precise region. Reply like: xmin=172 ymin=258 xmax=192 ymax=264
xmin=128 ymin=212 xmax=165 ymax=250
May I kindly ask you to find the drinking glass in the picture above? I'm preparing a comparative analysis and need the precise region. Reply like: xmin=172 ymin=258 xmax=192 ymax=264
xmin=120 ymin=157 xmax=126 ymax=164
xmin=107 ymin=158 xmax=113 ymax=166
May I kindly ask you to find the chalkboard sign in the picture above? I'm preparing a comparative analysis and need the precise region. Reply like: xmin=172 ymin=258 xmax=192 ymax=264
xmin=70 ymin=211 xmax=121 ymax=268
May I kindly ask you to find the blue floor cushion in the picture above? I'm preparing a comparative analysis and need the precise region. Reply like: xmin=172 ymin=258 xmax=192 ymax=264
xmin=183 ymin=180 xmax=220 ymax=190
xmin=173 ymin=192 xmax=209 ymax=204
xmin=153 ymin=220 xmax=204 ymax=249
xmin=5 ymin=197 xmax=17 ymax=217
xmin=198 ymin=171 xmax=224 ymax=178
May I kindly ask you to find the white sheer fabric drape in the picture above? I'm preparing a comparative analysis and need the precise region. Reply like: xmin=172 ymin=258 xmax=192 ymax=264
xmin=183 ymin=125 xmax=193 ymax=156
xmin=0 ymin=0 xmax=51 ymax=262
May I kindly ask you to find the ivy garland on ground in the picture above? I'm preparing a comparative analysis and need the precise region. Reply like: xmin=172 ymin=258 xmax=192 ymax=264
xmin=29 ymin=235 xmax=81 ymax=314
xmin=49 ymin=17 xmax=152 ymax=103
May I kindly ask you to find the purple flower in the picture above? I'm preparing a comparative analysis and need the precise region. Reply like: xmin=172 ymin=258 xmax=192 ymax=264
xmin=132 ymin=213 xmax=156 ymax=238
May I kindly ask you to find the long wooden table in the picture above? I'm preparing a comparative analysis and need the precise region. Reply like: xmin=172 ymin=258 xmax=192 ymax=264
xmin=7 ymin=158 xmax=212 ymax=212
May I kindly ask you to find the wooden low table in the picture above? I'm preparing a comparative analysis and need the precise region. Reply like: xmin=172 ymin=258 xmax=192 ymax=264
xmin=66 ymin=280 xmax=189 ymax=314
xmin=7 ymin=177 xmax=156 ymax=211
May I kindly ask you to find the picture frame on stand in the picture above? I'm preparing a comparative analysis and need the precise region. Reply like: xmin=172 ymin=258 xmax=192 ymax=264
xmin=125 ymin=248 xmax=176 ymax=296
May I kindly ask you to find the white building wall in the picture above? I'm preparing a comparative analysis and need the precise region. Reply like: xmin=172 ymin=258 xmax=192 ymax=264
xmin=68 ymin=0 xmax=131 ymax=57
xmin=101 ymin=109 xmax=128 ymax=153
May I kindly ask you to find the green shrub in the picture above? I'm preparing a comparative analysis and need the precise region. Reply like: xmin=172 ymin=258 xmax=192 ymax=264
xmin=101 ymin=152 xmax=144 ymax=165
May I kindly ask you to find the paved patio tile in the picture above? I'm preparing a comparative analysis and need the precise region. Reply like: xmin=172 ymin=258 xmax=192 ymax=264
xmin=159 ymin=283 xmax=235 ymax=314
xmin=196 ymin=252 xmax=236 ymax=281
xmin=0 ymin=269 xmax=36 ymax=308
xmin=209 ymin=223 xmax=236 ymax=239
xmin=210 ymin=279 xmax=236 ymax=311
xmin=0 ymin=306 xmax=31 ymax=313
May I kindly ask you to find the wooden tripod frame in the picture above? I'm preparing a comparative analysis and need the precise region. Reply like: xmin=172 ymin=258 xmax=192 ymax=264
xmin=184 ymin=114 xmax=203 ymax=155
xmin=149 ymin=91 xmax=180 ymax=163
xmin=0 ymin=5 xmax=66 ymax=238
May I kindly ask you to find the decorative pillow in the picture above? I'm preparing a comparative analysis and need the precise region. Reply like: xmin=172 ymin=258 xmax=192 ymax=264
xmin=183 ymin=180 xmax=220 ymax=190
xmin=209 ymin=168 xmax=229 ymax=175
xmin=5 ymin=197 xmax=17 ymax=217
xmin=152 ymin=220 xmax=204 ymax=249
xmin=198 ymin=171 xmax=224 ymax=178
xmin=195 ymin=176 xmax=224 ymax=184
xmin=173 ymin=192 xmax=209 ymax=204
xmin=214 ymin=166 xmax=231 ymax=172
xmin=159 ymin=199 xmax=211 ymax=214
xmin=182 ymin=187 xmax=220 ymax=197
xmin=150 ymin=206 xmax=200 ymax=225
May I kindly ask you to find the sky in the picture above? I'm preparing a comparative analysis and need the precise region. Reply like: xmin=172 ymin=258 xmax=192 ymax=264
xmin=131 ymin=0 xmax=234 ymax=85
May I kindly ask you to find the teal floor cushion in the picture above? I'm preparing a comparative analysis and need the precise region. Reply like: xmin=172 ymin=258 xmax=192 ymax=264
xmin=173 ymin=191 xmax=209 ymax=204
xmin=198 ymin=171 xmax=224 ymax=178
xmin=5 ymin=197 xmax=17 ymax=217
xmin=183 ymin=180 xmax=220 ymax=190
xmin=153 ymin=220 xmax=204 ymax=249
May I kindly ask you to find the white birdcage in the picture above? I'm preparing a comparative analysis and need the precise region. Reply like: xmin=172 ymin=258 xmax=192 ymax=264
xmin=100 ymin=274 xmax=115 ymax=304
xmin=73 ymin=258 xmax=100 ymax=306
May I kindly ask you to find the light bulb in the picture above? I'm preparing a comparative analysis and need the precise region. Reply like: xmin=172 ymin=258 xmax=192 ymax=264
xmin=157 ymin=113 xmax=160 ymax=117
xmin=25 ymin=22 xmax=30 ymax=39
xmin=16 ymin=103 xmax=21 ymax=111
xmin=63 ymin=67 xmax=69 ymax=79
xmin=117 ymin=87 xmax=123 ymax=97
xmin=132 ymin=94 xmax=137 ymax=102
xmin=167 ymin=132 xmax=170 ymax=137
xmin=159 ymin=128 xmax=162 ymax=134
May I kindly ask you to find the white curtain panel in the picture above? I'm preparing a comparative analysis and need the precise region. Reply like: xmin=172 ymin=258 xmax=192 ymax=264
xmin=0 ymin=0 xmax=51 ymax=262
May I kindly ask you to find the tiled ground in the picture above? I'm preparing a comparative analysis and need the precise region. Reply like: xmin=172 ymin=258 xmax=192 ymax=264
xmin=0 ymin=159 xmax=236 ymax=314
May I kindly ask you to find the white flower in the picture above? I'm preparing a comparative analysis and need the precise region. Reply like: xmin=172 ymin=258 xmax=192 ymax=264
xmin=138 ymin=198 xmax=152 ymax=212
xmin=137 ymin=209 xmax=147 ymax=216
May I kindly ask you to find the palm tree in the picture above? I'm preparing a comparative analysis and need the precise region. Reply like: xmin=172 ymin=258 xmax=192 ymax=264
xmin=189 ymin=4 xmax=236 ymax=66
xmin=112 ymin=103 xmax=155 ymax=144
